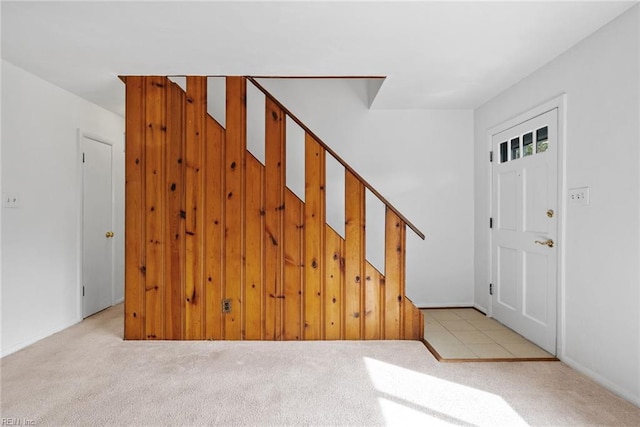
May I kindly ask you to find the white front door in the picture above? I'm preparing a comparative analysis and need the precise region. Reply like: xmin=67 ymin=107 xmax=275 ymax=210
xmin=491 ymin=108 xmax=558 ymax=354
xmin=82 ymin=135 xmax=114 ymax=318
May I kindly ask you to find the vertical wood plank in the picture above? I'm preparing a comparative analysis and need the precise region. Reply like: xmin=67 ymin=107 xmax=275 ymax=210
xmin=402 ymin=297 xmax=414 ymax=340
xmin=384 ymin=208 xmax=406 ymax=340
xmin=224 ymin=76 xmax=246 ymax=340
xmin=164 ymin=80 xmax=185 ymax=340
xmin=417 ymin=303 xmax=424 ymax=340
xmin=245 ymin=153 xmax=265 ymax=340
xmin=324 ymin=226 xmax=344 ymax=340
xmin=124 ymin=76 xmax=145 ymax=340
xmin=264 ymin=98 xmax=286 ymax=340
xmin=402 ymin=298 xmax=413 ymax=340
xmin=303 ymin=134 xmax=325 ymax=340
xmin=144 ymin=76 xmax=166 ymax=339
xmin=204 ymin=116 xmax=225 ymax=340
xmin=283 ymin=189 xmax=303 ymax=340
xmin=403 ymin=297 xmax=424 ymax=340
xmin=364 ymin=262 xmax=382 ymax=340
xmin=184 ymin=76 xmax=206 ymax=340
xmin=344 ymin=171 xmax=365 ymax=340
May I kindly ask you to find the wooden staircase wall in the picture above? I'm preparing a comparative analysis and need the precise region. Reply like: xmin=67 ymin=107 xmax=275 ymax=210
xmin=123 ymin=75 xmax=424 ymax=341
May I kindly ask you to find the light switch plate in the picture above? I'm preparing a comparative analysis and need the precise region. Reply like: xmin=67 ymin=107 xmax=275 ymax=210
xmin=568 ymin=187 xmax=589 ymax=205
xmin=2 ymin=193 xmax=21 ymax=208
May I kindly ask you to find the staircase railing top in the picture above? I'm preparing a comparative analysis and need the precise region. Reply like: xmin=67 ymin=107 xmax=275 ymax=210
xmin=246 ymin=77 xmax=425 ymax=240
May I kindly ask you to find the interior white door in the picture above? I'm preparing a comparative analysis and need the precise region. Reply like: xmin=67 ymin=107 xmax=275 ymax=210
xmin=491 ymin=109 xmax=558 ymax=354
xmin=82 ymin=136 xmax=113 ymax=318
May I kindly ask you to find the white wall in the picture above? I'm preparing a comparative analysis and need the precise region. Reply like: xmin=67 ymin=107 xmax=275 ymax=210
xmin=474 ymin=6 xmax=640 ymax=404
xmin=1 ymin=60 xmax=125 ymax=357
xmin=257 ymin=78 xmax=474 ymax=307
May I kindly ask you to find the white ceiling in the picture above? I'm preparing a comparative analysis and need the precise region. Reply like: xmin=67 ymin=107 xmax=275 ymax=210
xmin=2 ymin=1 xmax=637 ymax=116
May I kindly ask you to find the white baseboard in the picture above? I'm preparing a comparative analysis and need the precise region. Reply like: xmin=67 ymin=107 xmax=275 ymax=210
xmin=473 ymin=303 xmax=488 ymax=315
xmin=414 ymin=302 xmax=475 ymax=309
xmin=561 ymin=355 xmax=640 ymax=407
xmin=114 ymin=297 xmax=124 ymax=305
xmin=1 ymin=318 xmax=81 ymax=358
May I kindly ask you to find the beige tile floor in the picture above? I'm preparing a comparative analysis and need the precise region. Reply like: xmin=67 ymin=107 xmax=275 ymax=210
xmin=422 ymin=308 xmax=556 ymax=360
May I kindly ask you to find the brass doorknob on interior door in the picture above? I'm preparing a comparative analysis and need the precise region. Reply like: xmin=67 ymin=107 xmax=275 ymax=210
xmin=105 ymin=231 xmax=114 ymax=238
xmin=534 ymin=239 xmax=554 ymax=248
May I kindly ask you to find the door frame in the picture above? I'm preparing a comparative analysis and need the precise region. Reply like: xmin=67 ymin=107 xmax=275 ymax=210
xmin=487 ymin=94 xmax=567 ymax=357
xmin=76 ymin=129 xmax=116 ymax=320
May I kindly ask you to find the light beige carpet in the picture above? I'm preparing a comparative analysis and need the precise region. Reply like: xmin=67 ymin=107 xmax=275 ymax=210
xmin=2 ymin=304 xmax=639 ymax=426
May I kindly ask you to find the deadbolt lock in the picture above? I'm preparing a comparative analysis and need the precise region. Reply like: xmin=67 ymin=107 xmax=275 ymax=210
xmin=547 ymin=209 xmax=554 ymax=218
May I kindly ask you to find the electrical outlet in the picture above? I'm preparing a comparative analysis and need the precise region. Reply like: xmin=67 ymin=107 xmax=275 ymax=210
xmin=2 ymin=193 xmax=20 ymax=208
xmin=568 ymin=187 xmax=590 ymax=205
xmin=222 ymin=298 xmax=232 ymax=313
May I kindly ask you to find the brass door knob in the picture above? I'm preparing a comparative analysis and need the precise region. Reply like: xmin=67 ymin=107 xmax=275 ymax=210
xmin=106 ymin=231 xmax=114 ymax=238
xmin=534 ymin=239 xmax=554 ymax=248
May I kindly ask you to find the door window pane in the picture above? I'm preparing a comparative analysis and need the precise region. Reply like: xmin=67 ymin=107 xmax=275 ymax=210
xmin=500 ymin=141 xmax=508 ymax=163
xmin=510 ymin=137 xmax=520 ymax=160
xmin=523 ymin=132 xmax=533 ymax=156
xmin=537 ymin=126 xmax=548 ymax=153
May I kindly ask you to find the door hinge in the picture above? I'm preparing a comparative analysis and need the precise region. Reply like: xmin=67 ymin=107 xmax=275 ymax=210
xmin=82 ymin=286 xmax=85 ymax=297
xmin=82 ymin=152 xmax=85 ymax=163
xmin=489 ymin=283 xmax=493 ymax=295
xmin=489 ymin=217 xmax=493 ymax=228
xmin=489 ymin=151 xmax=493 ymax=162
